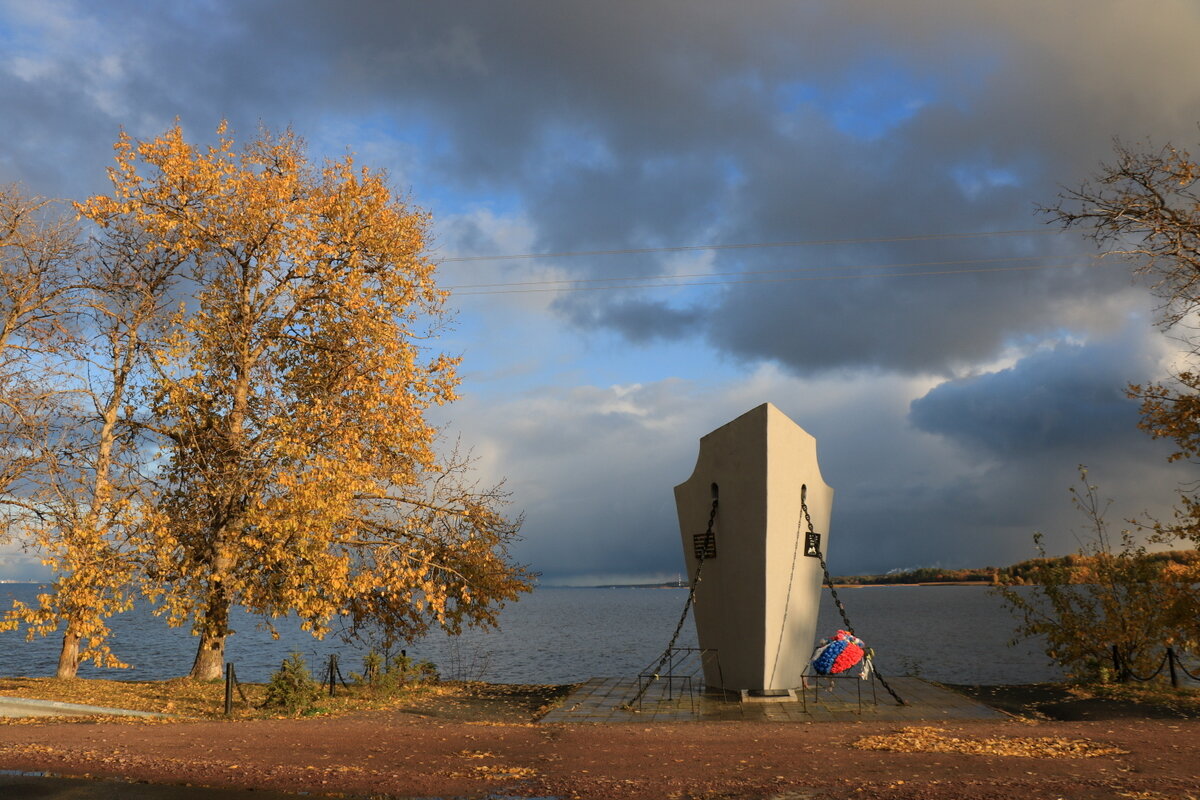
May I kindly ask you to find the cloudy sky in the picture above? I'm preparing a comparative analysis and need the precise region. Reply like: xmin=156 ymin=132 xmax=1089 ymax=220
xmin=2 ymin=0 xmax=1199 ymax=584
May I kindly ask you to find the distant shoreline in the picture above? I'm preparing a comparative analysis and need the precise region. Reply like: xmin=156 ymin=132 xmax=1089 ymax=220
xmin=833 ymin=581 xmax=993 ymax=588
xmin=543 ymin=580 xmax=997 ymax=590
xmin=544 ymin=582 xmax=689 ymax=590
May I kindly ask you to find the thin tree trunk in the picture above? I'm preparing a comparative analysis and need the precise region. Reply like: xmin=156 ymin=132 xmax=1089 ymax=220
xmin=56 ymin=625 xmax=81 ymax=679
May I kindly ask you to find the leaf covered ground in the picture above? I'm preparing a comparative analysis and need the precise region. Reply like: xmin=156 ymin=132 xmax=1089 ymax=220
xmin=852 ymin=725 xmax=1129 ymax=758
xmin=0 ymin=676 xmax=575 ymax=722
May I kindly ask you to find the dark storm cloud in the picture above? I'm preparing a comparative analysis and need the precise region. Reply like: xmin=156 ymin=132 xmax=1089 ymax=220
xmin=0 ymin=3 xmax=314 ymax=195
xmin=564 ymin=297 xmax=704 ymax=343
xmin=165 ymin=0 xmax=1200 ymax=377
xmin=908 ymin=337 xmax=1153 ymax=457
xmin=710 ymin=254 xmax=1142 ymax=375
xmin=6 ymin=4 xmax=1199 ymax=330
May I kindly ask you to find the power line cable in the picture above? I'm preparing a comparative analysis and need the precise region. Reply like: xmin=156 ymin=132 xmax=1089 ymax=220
xmin=444 ymin=254 xmax=1058 ymax=291
xmin=438 ymin=227 xmax=1064 ymax=264
xmin=450 ymin=257 xmax=1110 ymax=296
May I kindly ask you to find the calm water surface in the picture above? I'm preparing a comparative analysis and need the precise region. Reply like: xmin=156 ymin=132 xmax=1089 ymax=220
xmin=0 ymin=584 xmax=1061 ymax=685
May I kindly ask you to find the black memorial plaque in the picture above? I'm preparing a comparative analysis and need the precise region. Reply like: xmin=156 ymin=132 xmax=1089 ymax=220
xmin=693 ymin=532 xmax=716 ymax=559
xmin=804 ymin=531 xmax=822 ymax=558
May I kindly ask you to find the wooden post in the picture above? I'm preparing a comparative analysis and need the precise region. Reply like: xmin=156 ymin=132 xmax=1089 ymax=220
xmin=1168 ymin=647 xmax=1180 ymax=688
xmin=328 ymin=654 xmax=336 ymax=697
xmin=224 ymin=662 xmax=234 ymax=716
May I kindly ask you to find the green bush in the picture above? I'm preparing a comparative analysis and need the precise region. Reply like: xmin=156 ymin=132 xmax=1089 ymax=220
xmin=263 ymin=653 xmax=323 ymax=714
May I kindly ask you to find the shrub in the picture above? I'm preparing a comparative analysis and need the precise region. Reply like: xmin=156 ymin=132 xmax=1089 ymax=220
xmin=263 ymin=653 xmax=322 ymax=714
xmin=996 ymin=468 xmax=1199 ymax=682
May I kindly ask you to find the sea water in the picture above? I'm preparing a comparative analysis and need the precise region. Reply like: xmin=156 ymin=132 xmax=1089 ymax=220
xmin=0 ymin=584 xmax=1062 ymax=686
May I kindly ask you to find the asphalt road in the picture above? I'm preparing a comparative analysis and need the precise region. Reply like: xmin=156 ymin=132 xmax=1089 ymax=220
xmin=0 ymin=773 xmax=317 ymax=799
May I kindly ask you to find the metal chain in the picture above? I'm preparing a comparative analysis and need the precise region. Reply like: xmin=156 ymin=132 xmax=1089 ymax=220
xmin=630 ymin=493 xmax=905 ymax=707
xmin=1124 ymin=651 xmax=1169 ymax=683
xmin=1175 ymin=651 xmax=1200 ymax=682
xmin=802 ymin=495 xmax=906 ymax=706
xmin=800 ymin=498 xmax=856 ymax=635
xmin=626 ymin=496 xmax=718 ymax=707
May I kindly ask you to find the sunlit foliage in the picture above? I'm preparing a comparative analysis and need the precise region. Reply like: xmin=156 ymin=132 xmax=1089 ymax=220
xmin=0 ymin=186 xmax=151 ymax=678
xmin=70 ymin=123 xmax=535 ymax=679
xmin=74 ymin=123 xmax=533 ymax=680
xmin=0 ymin=125 xmax=533 ymax=681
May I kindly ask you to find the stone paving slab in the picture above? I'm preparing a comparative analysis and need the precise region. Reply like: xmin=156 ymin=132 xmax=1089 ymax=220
xmin=540 ymin=676 xmax=1006 ymax=723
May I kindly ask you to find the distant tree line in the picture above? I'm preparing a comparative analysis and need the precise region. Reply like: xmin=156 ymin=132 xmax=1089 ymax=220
xmin=832 ymin=566 xmax=1001 ymax=585
xmin=1001 ymin=549 xmax=1200 ymax=585
xmin=835 ymin=549 xmax=1200 ymax=587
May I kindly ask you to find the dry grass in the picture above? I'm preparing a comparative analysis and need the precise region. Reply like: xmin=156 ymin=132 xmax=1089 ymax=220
xmin=0 ymin=676 xmax=250 ymax=719
xmin=0 ymin=676 xmax=570 ymax=723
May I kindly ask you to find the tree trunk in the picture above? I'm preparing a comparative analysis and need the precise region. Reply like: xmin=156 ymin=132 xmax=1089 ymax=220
xmin=189 ymin=580 xmax=230 ymax=680
xmin=189 ymin=345 xmax=250 ymax=682
xmin=56 ymin=626 xmax=81 ymax=679
xmin=190 ymin=628 xmax=227 ymax=681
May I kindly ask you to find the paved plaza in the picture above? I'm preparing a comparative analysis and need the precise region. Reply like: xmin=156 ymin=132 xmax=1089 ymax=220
xmin=540 ymin=675 xmax=1006 ymax=723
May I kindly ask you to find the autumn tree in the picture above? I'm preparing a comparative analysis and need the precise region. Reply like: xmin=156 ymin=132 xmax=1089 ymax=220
xmin=0 ymin=187 xmax=120 ymax=678
xmin=1047 ymin=138 xmax=1200 ymax=546
xmin=3 ymin=206 xmax=183 ymax=678
xmin=78 ymin=123 xmax=532 ymax=680
xmin=997 ymin=468 xmax=1196 ymax=681
xmin=1025 ymin=136 xmax=1200 ymax=675
xmin=0 ymin=186 xmax=77 ymax=523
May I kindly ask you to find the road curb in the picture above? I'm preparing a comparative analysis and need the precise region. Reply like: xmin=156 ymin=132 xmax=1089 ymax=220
xmin=0 ymin=696 xmax=170 ymax=719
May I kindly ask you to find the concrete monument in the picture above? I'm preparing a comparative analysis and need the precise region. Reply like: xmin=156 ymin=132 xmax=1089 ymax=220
xmin=674 ymin=403 xmax=833 ymax=693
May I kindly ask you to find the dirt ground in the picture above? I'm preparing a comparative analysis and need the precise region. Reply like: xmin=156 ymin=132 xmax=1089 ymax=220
xmin=1 ymin=684 xmax=1198 ymax=800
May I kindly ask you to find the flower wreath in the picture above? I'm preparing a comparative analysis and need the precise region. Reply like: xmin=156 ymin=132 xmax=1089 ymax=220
xmin=811 ymin=630 xmax=873 ymax=679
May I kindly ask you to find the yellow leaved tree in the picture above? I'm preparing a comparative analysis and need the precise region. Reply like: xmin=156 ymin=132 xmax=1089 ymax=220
xmin=996 ymin=468 xmax=1198 ymax=682
xmin=0 ymin=186 xmax=77 ymax=514
xmin=1 ymin=183 xmax=182 ymax=677
xmin=78 ymin=123 xmax=532 ymax=680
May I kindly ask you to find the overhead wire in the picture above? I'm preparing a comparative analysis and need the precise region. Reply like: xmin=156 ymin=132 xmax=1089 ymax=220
xmin=438 ymin=227 xmax=1065 ymax=264
xmin=447 ymin=254 xmax=1058 ymax=291
xmin=435 ymin=226 xmax=1097 ymax=296
xmin=447 ymin=256 xmax=1111 ymax=296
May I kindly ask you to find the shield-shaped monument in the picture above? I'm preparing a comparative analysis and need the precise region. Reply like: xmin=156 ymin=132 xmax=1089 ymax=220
xmin=674 ymin=403 xmax=833 ymax=693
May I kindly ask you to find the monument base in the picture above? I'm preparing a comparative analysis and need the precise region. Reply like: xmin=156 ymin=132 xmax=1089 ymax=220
xmin=739 ymin=688 xmax=799 ymax=703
